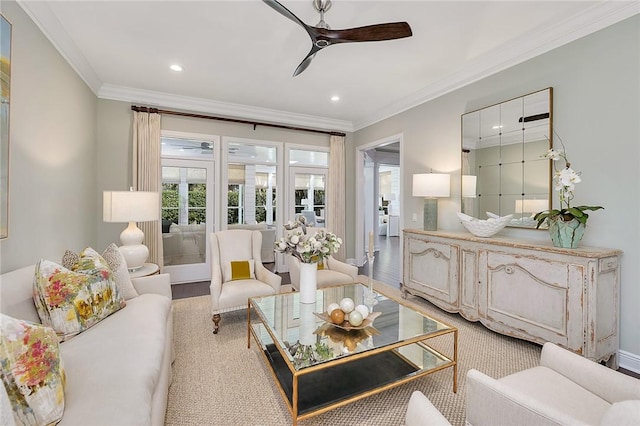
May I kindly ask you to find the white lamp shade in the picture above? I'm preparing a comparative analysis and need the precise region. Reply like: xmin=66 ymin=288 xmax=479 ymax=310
xmin=515 ymin=199 xmax=548 ymax=214
xmin=103 ymin=191 xmax=160 ymax=223
xmin=412 ymin=173 xmax=450 ymax=198
xmin=462 ymin=175 xmax=477 ymax=198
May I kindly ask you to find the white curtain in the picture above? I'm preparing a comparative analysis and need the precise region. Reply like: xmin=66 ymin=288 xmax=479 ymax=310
xmin=327 ymin=135 xmax=346 ymax=261
xmin=132 ymin=111 xmax=164 ymax=269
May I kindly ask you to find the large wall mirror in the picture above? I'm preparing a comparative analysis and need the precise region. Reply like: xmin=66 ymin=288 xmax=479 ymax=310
xmin=461 ymin=88 xmax=552 ymax=229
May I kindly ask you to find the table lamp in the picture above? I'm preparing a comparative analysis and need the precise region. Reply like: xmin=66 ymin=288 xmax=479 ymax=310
xmin=413 ymin=173 xmax=450 ymax=231
xmin=103 ymin=189 xmax=160 ymax=271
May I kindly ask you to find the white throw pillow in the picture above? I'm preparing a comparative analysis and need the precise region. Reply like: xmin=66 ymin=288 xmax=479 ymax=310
xmin=102 ymin=243 xmax=139 ymax=300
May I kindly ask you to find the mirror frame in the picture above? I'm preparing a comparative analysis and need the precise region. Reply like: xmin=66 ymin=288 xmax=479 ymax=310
xmin=461 ymin=88 xmax=553 ymax=229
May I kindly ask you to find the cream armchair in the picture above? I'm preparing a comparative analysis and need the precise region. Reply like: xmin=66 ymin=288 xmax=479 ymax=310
xmin=287 ymin=255 xmax=358 ymax=291
xmin=285 ymin=226 xmax=358 ymax=291
xmin=209 ymin=230 xmax=281 ymax=334
xmin=405 ymin=342 xmax=640 ymax=426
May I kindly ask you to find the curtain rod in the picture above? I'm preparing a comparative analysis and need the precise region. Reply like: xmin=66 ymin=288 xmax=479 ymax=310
xmin=130 ymin=105 xmax=346 ymax=137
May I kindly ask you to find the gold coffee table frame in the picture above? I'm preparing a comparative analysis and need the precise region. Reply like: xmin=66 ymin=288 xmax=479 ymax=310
xmin=248 ymin=282 xmax=457 ymax=425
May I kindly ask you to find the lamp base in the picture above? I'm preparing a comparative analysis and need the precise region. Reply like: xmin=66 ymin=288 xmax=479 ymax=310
xmin=423 ymin=198 xmax=438 ymax=231
xmin=119 ymin=221 xmax=149 ymax=270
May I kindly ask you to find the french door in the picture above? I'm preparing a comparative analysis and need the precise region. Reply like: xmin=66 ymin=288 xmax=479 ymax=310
xmin=161 ymin=158 xmax=214 ymax=284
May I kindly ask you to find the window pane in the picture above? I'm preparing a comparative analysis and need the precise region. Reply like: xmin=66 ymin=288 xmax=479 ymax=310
xmin=161 ymin=137 xmax=214 ymax=159
xmin=228 ymin=162 xmax=277 ymax=225
xmin=290 ymin=149 xmax=329 ymax=167
xmin=228 ymin=143 xmax=276 ymax=163
xmin=162 ymin=166 xmax=208 ymax=266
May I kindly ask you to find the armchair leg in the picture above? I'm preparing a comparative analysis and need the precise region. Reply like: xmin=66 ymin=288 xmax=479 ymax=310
xmin=212 ymin=314 xmax=221 ymax=334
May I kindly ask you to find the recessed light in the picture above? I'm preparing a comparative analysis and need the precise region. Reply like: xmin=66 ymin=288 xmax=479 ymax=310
xmin=170 ymin=64 xmax=183 ymax=72
xmin=492 ymin=125 xmax=503 ymax=129
xmin=330 ymin=95 xmax=340 ymax=102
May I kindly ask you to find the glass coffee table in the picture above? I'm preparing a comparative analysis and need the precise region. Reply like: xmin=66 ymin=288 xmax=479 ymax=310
xmin=247 ymin=282 xmax=458 ymax=425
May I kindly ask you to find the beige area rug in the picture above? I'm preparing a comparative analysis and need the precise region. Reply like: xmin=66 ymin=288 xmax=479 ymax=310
xmin=165 ymin=283 xmax=541 ymax=426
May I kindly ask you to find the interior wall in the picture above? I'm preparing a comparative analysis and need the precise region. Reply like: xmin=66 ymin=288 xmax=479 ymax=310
xmin=353 ymin=15 xmax=640 ymax=359
xmin=0 ymin=1 xmax=98 ymax=273
xmin=95 ymin=98 xmax=354 ymax=254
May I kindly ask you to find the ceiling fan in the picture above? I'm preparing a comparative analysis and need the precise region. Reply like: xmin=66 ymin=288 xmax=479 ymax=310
xmin=263 ymin=0 xmax=413 ymax=76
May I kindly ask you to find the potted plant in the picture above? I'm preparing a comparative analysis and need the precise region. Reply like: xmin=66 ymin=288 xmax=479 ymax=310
xmin=534 ymin=134 xmax=603 ymax=248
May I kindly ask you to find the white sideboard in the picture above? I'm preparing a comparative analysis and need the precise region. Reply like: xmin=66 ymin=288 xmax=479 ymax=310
xmin=402 ymin=229 xmax=622 ymax=367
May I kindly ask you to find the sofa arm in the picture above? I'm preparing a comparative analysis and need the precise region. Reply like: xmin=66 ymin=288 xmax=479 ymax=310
xmin=327 ymin=256 xmax=358 ymax=280
xmin=404 ymin=391 xmax=451 ymax=426
xmin=539 ymin=342 xmax=640 ymax=403
xmin=131 ymin=273 xmax=172 ymax=300
xmin=466 ymin=369 xmax=575 ymax=426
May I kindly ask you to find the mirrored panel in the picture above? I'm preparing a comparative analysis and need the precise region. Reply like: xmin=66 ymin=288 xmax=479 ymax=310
xmin=461 ymin=88 xmax=552 ymax=228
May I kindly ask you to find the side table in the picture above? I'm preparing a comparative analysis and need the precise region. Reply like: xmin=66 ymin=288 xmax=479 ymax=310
xmin=129 ymin=263 xmax=160 ymax=278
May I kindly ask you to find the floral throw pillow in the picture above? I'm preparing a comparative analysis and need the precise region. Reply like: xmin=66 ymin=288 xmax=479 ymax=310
xmin=33 ymin=248 xmax=126 ymax=341
xmin=0 ymin=313 xmax=65 ymax=425
xmin=62 ymin=245 xmax=139 ymax=300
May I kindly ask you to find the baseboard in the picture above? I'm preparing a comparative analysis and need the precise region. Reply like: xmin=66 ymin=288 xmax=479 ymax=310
xmin=619 ymin=350 xmax=640 ymax=373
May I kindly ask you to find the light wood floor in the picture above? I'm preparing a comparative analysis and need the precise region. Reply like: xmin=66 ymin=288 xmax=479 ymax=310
xmin=358 ymin=234 xmax=401 ymax=289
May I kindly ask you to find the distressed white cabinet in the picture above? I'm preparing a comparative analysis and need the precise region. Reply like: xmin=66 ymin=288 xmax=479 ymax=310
xmin=402 ymin=229 xmax=621 ymax=367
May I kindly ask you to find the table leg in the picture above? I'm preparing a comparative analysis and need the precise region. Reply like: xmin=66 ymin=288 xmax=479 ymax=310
xmin=292 ymin=374 xmax=299 ymax=426
xmin=453 ymin=329 xmax=458 ymax=393
xmin=247 ymin=302 xmax=251 ymax=349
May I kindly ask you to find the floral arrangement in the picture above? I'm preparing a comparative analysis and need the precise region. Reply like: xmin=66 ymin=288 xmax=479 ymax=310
xmin=534 ymin=133 xmax=603 ymax=228
xmin=274 ymin=215 xmax=342 ymax=263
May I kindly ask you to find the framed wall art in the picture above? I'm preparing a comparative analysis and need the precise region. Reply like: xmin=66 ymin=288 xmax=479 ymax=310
xmin=0 ymin=13 xmax=11 ymax=239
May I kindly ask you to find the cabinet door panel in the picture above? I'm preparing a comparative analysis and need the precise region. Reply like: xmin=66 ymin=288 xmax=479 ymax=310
xmin=406 ymin=238 xmax=458 ymax=306
xmin=482 ymin=251 xmax=574 ymax=345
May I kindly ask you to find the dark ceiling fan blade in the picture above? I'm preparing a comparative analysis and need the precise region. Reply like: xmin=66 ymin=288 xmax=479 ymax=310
xmin=319 ymin=22 xmax=412 ymax=44
xmin=293 ymin=45 xmax=320 ymax=77
xmin=262 ymin=0 xmax=309 ymax=31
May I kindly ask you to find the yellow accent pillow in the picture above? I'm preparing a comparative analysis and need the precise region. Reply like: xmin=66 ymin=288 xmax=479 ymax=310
xmin=231 ymin=261 xmax=251 ymax=280
xmin=311 ymin=256 xmax=325 ymax=270
xmin=224 ymin=260 xmax=255 ymax=281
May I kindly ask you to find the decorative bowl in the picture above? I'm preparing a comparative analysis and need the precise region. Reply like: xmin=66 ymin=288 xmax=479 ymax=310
xmin=457 ymin=212 xmax=513 ymax=238
xmin=313 ymin=311 xmax=381 ymax=330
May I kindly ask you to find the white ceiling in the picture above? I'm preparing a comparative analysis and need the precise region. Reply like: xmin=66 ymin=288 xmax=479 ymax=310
xmin=18 ymin=1 xmax=639 ymax=132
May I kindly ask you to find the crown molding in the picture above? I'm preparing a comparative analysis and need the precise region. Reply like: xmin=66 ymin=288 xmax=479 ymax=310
xmin=98 ymin=84 xmax=354 ymax=133
xmin=17 ymin=0 xmax=102 ymax=94
xmin=17 ymin=0 xmax=639 ymax=134
xmin=353 ymin=2 xmax=640 ymax=131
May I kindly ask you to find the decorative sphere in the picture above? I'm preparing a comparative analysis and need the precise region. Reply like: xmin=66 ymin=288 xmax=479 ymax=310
xmin=330 ymin=309 xmax=345 ymax=325
xmin=353 ymin=304 xmax=368 ymax=319
xmin=348 ymin=310 xmax=364 ymax=327
xmin=339 ymin=298 xmax=355 ymax=314
xmin=326 ymin=303 xmax=340 ymax=315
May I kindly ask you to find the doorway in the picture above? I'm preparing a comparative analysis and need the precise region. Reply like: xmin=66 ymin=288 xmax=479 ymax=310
xmin=355 ymin=134 xmax=403 ymax=288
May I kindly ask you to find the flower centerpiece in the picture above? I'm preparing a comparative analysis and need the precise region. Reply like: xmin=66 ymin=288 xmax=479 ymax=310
xmin=274 ymin=215 xmax=342 ymax=303
xmin=274 ymin=215 xmax=342 ymax=264
xmin=533 ymin=133 xmax=603 ymax=248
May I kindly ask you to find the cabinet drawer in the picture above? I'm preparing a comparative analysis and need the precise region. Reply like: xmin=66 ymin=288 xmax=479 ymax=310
xmin=599 ymin=256 xmax=618 ymax=272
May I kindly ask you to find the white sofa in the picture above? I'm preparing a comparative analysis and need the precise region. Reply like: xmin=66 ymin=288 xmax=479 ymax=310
xmin=227 ymin=223 xmax=276 ymax=263
xmin=405 ymin=342 xmax=640 ymax=426
xmin=0 ymin=265 xmax=174 ymax=426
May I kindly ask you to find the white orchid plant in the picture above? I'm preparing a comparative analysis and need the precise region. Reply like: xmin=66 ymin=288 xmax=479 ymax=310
xmin=534 ymin=133 xmax=603 ymax=228
xmin=274 ymin=215 xmax=342 ymax=263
